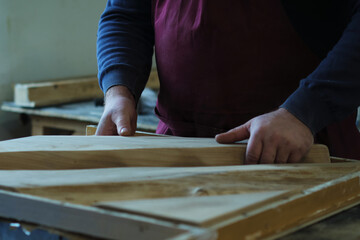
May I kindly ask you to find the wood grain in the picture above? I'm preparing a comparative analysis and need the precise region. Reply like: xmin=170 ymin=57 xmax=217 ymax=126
xmin=97 ymin=191 xmax=291 ymax=226
xmin=1 ymin=163 xmax=358 ymax=205
xmin=0 ymin=163 xmax=359 ymax=240
xmin=0 ymin=136 xmax=330 ymax=170
xmin=0 ymin=190 xmax=208 ymax=240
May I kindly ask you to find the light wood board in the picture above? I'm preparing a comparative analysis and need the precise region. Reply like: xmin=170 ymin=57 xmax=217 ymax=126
xmin=0 ymin=136 xmax=330 ymax=170
xmin=0 ymin=163 xmax=359 ymax=240
xmin=14 ymin=76 xmax=102 ymax=107
xmin=97 ymin=191 xmax=291 ymax=226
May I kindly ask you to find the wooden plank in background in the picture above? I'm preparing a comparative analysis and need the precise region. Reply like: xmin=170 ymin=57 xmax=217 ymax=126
xmin=0 ymin=136 xmax=330 ymax=170
xmin=15 ymin=76 xmax=102 ymax=107
xmin=13 ymin=70 xmax=159 ymax=108
xmin=147 ymin=70 xmax=160 ymax=90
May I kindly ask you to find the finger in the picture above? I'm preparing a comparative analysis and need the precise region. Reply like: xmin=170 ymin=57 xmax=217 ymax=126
xmin=259 ymin=141 xmax=277 ymax=164
xmin=215 ymin=123 xmax=250 ymax=144
xmin=131 ymin=114 xmax=138 ymax=135
xmin=245 ymin=135 xmax=263 ymax=164
xmin=115 ymin=116 xmax=135 ymax=136
xmin=96 ymin=117 xmax=117 ymax=136
xmin=288 ymin=151 xmax=303 ymax=163
xmin=275 ymin=147 xmax=290 ymax=164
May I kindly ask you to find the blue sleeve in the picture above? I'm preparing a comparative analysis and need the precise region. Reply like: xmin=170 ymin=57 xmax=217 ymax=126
xmin=281 ymin=4 xmax=360 ymax=134
xmin=97 ymin=0 xmax=154 ymax=102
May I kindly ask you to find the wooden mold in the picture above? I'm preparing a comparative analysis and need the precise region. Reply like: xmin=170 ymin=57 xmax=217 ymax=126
xmin=0 ymin=135 xmax=358 ymax=240
xmin=0 ymin=163 xmax=359 ymax=239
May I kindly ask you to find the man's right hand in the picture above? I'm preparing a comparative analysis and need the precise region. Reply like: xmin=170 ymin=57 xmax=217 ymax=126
xmin=96 ymin=85 xmax=137 ymax=136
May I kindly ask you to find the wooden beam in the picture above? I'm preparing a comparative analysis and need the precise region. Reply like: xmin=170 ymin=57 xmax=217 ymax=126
xmin=0 ymin=136 xmax=330 ymax=170
xmin=14 ymin=70 xmax=159 ymax=108
xmin=14 ymin=76 xmax=102 ymax=107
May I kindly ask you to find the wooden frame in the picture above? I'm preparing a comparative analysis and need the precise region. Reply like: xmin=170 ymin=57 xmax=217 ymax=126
xmin=0 ymin=135 xmax=359 ymax=239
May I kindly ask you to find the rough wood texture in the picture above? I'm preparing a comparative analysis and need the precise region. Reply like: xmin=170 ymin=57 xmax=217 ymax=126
xmin=14 ymin=77 xmax=102 ymax=107
xmin=0 ymin=136 xmax=330 ymax=170
xmin=279 ymin=204 xmax=360 ymax=240
xmin=0 ymin=163 xmax=359 ymax=240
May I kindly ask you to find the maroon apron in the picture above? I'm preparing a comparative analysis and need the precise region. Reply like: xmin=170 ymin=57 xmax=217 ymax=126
xmin=152 ymin=0 xmax=360 ymax=160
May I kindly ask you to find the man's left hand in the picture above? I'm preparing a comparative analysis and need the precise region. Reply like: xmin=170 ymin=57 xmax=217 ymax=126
xmin=215 ymin=108 xmax=314 ymax=164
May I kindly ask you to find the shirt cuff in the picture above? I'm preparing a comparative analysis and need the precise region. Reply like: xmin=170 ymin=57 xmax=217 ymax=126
xmin=280 ymin=85 xmax=333 ymax=135
xmin=100 ymin=67 xmax=140 ymax=102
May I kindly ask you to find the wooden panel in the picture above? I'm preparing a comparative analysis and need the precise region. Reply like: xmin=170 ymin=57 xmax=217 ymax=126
xmin=0 ymin=163 xmax=359 ymax=239
xmin=0 ymin=136 xmax=330 ymax=170
xmin=14 ymin=77 xmax=103 ymax=107
xmin=97 ymin=191 xmax=291 ymax=226
xmin=0 ymin=190 xmax=210 ymax=240
xmin=1 ymin=163 xmax=358 ymax=205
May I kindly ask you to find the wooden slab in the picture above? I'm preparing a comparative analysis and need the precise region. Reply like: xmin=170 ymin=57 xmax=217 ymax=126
xmin=14 ymin=76 xmax=102 ymax=107
xmin=0 ymin=190 xmax=211 ymax=240
xmin=0 ymin=136 xmax=330 ymax=170
xmin=0 ymin=163 xmax=359 ymax=240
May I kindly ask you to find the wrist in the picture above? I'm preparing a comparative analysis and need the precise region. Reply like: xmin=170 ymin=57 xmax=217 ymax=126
xmin=105 ymin=85 xmax=135 ymax=103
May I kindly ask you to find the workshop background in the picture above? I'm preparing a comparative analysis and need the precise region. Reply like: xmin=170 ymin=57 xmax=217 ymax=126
xmin=0 ymin=0 xmax=104 ymax=140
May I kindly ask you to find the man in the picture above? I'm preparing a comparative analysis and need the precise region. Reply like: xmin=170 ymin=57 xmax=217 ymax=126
xmin=96 ymin=0 xmax=360 ymax=163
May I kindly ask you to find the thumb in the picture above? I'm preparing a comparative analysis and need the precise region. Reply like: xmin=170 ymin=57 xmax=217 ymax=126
xmin=115 ymin=114 xmax=136 ymax=136
xmin=116 ymin=119 xmax=135 ymax=136
xmin=215 ymin=123 xmax=250 ymax=144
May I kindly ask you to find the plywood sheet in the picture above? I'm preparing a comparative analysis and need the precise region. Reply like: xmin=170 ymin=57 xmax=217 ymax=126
xmin=0 ymin=136 xmax=330 ymax=170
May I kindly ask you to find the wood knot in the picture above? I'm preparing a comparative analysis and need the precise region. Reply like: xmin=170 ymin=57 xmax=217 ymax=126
xmin=191 ymin=187 xmax=209 ymax=196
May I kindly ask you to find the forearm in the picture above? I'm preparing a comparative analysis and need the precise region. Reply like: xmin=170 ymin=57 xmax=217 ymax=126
xmin=281 ymin=4 xmax=360 ymax=134
xmin=97 ymin=0 xmax=154 ymax=103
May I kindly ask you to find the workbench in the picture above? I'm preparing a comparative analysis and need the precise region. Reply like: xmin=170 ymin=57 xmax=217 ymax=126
xmin=1 ymin=204 xmax=359 ymax=240
xmin=1 ymin=101 xmax=159 ymax=135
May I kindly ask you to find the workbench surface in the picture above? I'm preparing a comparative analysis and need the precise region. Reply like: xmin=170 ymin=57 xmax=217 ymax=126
xmin=1 ymin=100 xmax=159 ymax=134
xmin=1 ymin=204 xmax=359 ymax=240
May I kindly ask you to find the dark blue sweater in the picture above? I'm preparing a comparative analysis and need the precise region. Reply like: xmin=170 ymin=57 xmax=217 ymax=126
xmin=97 ymin=0 xmax=360 ymax=134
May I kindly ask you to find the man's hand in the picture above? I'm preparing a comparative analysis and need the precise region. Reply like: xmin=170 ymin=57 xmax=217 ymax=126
xmin=215 ymin=108 xmax=314 ymax=164
xmin=96 ymin=85 xmax=137 ymax=136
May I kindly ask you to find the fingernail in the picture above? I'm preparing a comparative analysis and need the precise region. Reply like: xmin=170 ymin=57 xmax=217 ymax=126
xmin=120 ymin=128 xmax=129 ymax=135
